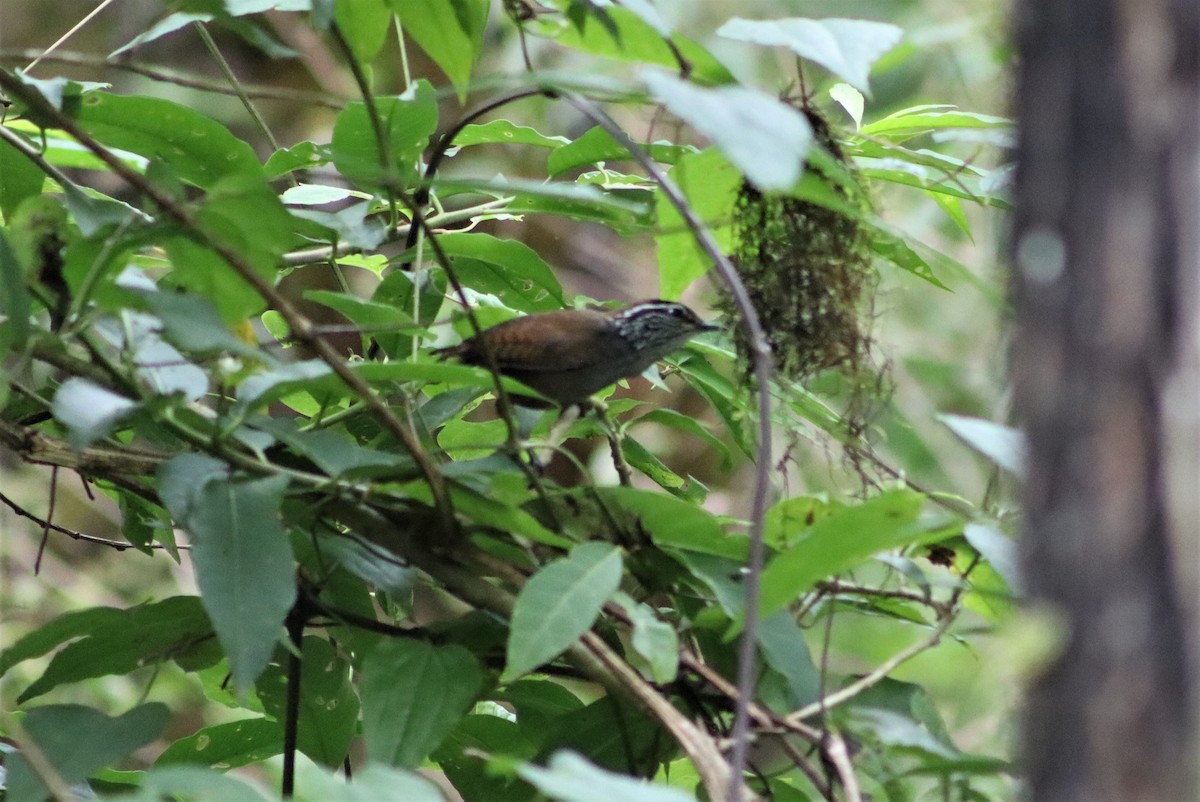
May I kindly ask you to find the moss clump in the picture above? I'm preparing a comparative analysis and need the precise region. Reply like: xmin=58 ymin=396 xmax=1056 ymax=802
xmin=719 ymin=108 xmax=884 ymax=441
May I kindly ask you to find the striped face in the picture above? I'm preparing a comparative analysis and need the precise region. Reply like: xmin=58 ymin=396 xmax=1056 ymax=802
xmin=608 ymin=300 xmax=717 ymax=352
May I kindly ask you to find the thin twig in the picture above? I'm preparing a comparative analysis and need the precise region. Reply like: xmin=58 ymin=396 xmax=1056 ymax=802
xmin=561 ymin=93 xmax=775 ymax=802
xmin=32 ymin=466 xmax=58 ymax=574
xmin=22 ymin=0 xmax=119 ymax=75
xmin=0 ymin=49 xmax=344 ymax=108
xmin=192 ymin=22 xmax=281 ymax=153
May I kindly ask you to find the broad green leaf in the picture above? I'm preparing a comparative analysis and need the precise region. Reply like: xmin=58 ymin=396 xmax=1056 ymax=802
xmin=758 ymin=612 xmax=819 ymax=707
xmin=847 ymin=708 xmax=959 ymax=759
xmin=438 ymin=231 xmax=566 ymax=311
xmin=448 ymin=481 xmax=573 ymax=548
xmin=939 ymin=413 xmax=1026 ymax=476
xmin=336 ymin=0 xmax=393 ymax=63
xmin=548 ymin=126 xmax=693 ymax=177
xmin=644 ymin=70 xmax=812 ymax=192
xmin=304 ymin=288 xmax=419 ymax=334
xmin=257 ymin=637 xmax=360 ymax=767
xmin=758 ymin=489 xmax=945 ymax=620
xmin=74 ymin=92 xmax=263 ymax=186
xmin=432 ymin=714 xmax=537 ymax=800
xmin=14 ymin=597 xmax=213 ymax=703
xmin=265 ymin=140 xmax=329 ymax=177
xmin=156 ymin=453 xmax=229 ymax=522
xmin=4 ymin=704 xmax=169 ymax=802
xmin=136 ymin=765 xmax=273 ymax=801
xmin=620 ymin=435 xmax=692 ymax=496
xmin=389 ymin=0 xmax=490 ymax=102
xmin=158 ymin=462 xmax=296 ymax=695
xmin=0 ymin=229 xmax=32 ymax=350
xmin=0 ymin=605 xmax=124 ymax=676
xmin=360 ymin=639 xmax=483 ymax=768
xmin=718 ymin=17 xmax=902 ymax=94
xmin=593 ymin=486 xmax=744 ymax=560
xmin=51 ymin=377 xmax=138 ymax=449
xmin=630 ymin=408 xmax=730 ymax=466
xmin=137 ymin=288 xmax=267 ymax=358
xmin=860 ymin=108 xmax=1012 ymax=138
xmin=829 ymin=82 xmax=865 ymax=128
xmin=280 ymin=183 xmax=368 ymax=205
xmin=655 ymin=147 xmax=741 ymax=299
xmin=964 ymin=522 xmax=1022 ymax=593
xmin=109 ymin=11 xmax=209 ymax=57
xmin=517 ymin=751 xmax=696 ymax=802
xmin=865 ymin=222 xmax=949 ymax=289
xmin=454 ymin=119 xmax=570 ymax=149
xmin=331 ymin=80 xmax=438 ymax=188
xmin=292 ymin=761 xmax=446 ymax=802
xmin=437 ymin=417 xmax=509 ymax=460
xmin=613 ymin=593 xmax=678 ymax=684
xmin=0 ymin=135 xmax=45 ymax=219
xmin=555 ymin=6 xmax=734 ymax=86
xmin=370 ymin=266 xmax=447 ymax=358
xmin=155 ymin=717 xmax=282 ymax=768
xmin=163 ymin=175 xmax=294 ymax=322
xmin=253 ymin=417 xmax=413 ymax=477
xmin=504 ymin=542 xmax=623 ymax=681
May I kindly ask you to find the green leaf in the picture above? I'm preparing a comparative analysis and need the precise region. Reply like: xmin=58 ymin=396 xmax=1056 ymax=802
xmin=758 ymin=612 xmax=819 ymax=707
xmin=265 ymin=140 xmax=330 ymax=177
xmin=158 ymin=460 xmax=296 ymax=694
xmin=137 ymin=288 xmax=266 ymax=358
xmin=4 ymin=704 xmax=169 ymax=802
xmin=718 ymin=17 xmax=902 ymax=94
xmin=360 ymin=640 xmax=483 ymax=768
xmin=14 ymin=597 xmax=212 ymax=703
xmin=613 ymin=593 xmax=678 ymax=684
xmin=504 ymin=542 xmax=623 ymax=681
xmin=292 ymin=762 xmax=446 ymax=802
xmin=155 ymin=718 xmax=283 ymax=768
xmin=594 ymin=486 xmax=744 ymax=560
xmin=439 ymin=231 xmax=566 ymax=311
xmin=644 ymin=70 xmax=812 ymax=192
xmin=548 ymin=126 xmax=693 ymax=178
xmin=454 ymin=119 xmax=570 ymax=150
xmin=257 ymin=637 xmax=360 ymax=767
xmin=758 ymin=490 xmax=946 ymax=620
xmin=964 ymin=522 xmax=1022 ymax=593
xmin=136 ymin=765 xmax=273 ymax=801
xmin=938 ymin=413 xmax=1026 ymax=476
xmin=517 ymin=751 xmax=696 ymax=802
xmin=865 ymin=222 xmax=949 ymax=289
xmin=389 ymin=0 xmax=490 ymax=102
xmin=0 ymin=135 xmax=45 ymax=220
xmin=655 ymin=147 xmax=741 ymax=299
xmin=448 ymin=481 xmax=573 ymax=548
xmin=336 ymin=0 xmax=393 ymax=63
xmin=555 ymin=6 xmax=734 ymax=86
xmin=164 ymin=175 xmax=295 ymax=322
xmin=304 ymin=288 xmax=419 ymax=334
xmin=370 ymin=266 xmax=447 ymax=358
xmin=331 ymin=80 xmax=438 ymax=188
xmin=0 ymin=228 xmax=32 ymax=351
xmin=74 ymin=92 xmax=263 ymax=186
xmin=51 ymin=377 xmax=138 ymax=449
xmin=860 ymin=107 xmax=1012 ymax=138
xmin=0 ymin=605 xmax=123 ymax=676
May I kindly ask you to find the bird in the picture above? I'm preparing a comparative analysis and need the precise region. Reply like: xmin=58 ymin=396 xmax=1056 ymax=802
xmin=434 ymin=299 xmax=717 ymax=407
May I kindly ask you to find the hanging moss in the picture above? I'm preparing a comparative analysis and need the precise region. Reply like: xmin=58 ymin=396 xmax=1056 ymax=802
xmin=717 ymin=107 xmax=885 ymax=443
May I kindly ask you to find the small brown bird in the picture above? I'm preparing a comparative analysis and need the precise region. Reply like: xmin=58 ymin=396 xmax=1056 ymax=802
xmin=435 ymin=300 xmax=717 ymax=406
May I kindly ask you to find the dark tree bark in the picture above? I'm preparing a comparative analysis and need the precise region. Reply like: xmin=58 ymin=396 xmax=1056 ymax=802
xmin=1013 ymin=1 xmax=1199 ymax=801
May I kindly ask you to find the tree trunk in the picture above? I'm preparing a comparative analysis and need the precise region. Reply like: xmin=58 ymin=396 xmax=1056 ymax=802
xmin=1013 ymin=1 xmax=1198 ymax=800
